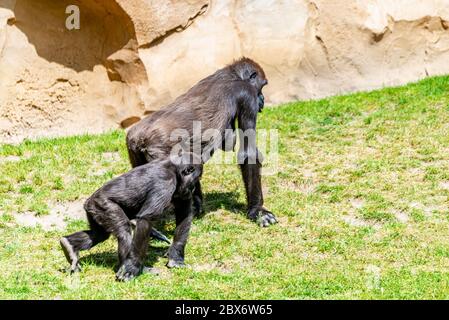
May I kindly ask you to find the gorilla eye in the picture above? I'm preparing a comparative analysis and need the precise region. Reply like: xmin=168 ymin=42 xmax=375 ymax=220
xmin=250 ymin=72 xmax=257 ymax=80
xmin=182 ymin=166 xmax=195 ymax=176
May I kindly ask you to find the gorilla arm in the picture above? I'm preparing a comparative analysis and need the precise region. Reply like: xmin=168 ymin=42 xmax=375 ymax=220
xmin=116 ymin=182 xmax=175 ymax=281
xmin=237 ymin=89 xmax=277 ymax=227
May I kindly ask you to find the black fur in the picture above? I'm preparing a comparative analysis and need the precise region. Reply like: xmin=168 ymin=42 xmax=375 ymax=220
xmin=60 ymin=156 xmax=202 ymax=281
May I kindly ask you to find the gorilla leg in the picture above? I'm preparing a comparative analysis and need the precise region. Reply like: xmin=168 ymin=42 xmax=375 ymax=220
xmin=116 ymin=217 xmax=152 ymax=281
xmin=167 ymin=197 xmax=194 ymax=268
xmin=60 ymin=213 xmax=109 ymax=273
xmin=116 ymin=226 xmax=133 ymax=267
xmin=192 ymin=181 xmax=204 ymax=216
xmin=93 ymin=202 xmax=133 ymax=266
xmin=240 ymin=161 xmax=277 ymax=227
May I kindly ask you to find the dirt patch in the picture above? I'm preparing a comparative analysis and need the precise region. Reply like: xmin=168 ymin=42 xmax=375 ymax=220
xmin=91 ymin=152 xmax=122 ymax=176
xmin=14 ymin=211 xmax=66 ymax=231
xmin=283 ymin=169 xmax=317 ymax=195
xmin=92 ymin=168 xmax=109 ymax=177
xmin=50 ymin=200 xmax=86 ymax=220
xmin=342 ymin=215 xmax=373 ymax=228
xmin=439 ymin=181 xmax=449 ymax=190
xmin=392 ymin=209 xmax=409 ymax=223
xmin=350 ymin=198 xmax=365 ymax=209
xmin=14 ymin=200 xmax=86 ymax=231
xmin=191 ymin=261 xmax=232 ymax=274
xmin=409 ymin=201 xmax=447 ymax=218
xmin=0 ymin=155 xmax=22 ymax=163
xmin=283 ymin=181 xmax=315 ymax=194
xmin=102 ymin=152 xmax=121 ymax=162
xmin=0 ymin=153 xmax=32 ymax=163
xmin=342 ymin=198 xmax=381 ymax=229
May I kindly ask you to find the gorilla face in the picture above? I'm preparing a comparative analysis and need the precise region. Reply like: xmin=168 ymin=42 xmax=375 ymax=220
xmin=248 ymin=71 xmax=268 ymax=112
xmin=176 ymin=163 xmax=203 ymax=198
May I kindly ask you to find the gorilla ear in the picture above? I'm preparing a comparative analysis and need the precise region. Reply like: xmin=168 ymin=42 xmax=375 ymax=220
xmin=181 ymin=166 xmax=195 ymax=176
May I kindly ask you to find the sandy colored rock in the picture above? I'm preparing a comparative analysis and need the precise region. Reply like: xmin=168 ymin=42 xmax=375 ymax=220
xmin=140 ymin=0 xmax=449 ymax=107
xmin=1 ymin=0 xmax=449 ymax=142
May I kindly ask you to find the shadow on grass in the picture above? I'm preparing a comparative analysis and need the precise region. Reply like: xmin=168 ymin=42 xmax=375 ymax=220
xmin=201 ymin=191 xmax=245 ymax=217
xmin=80 ymin=246 xmax=169 ymax=271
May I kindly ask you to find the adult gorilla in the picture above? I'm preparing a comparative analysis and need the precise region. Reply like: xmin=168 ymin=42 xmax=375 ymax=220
xmin=126 ymin=57 xmax=277 ymax=227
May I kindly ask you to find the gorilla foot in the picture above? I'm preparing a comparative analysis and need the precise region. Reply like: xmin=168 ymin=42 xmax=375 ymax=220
xmin=257 ymin=213 xmax=277 ymax=227
xmin=166 ymin=259 xmax=186 ymax=269
xmin=248 ymin=207 xmax=277 ymax=227
xmin=116 ymin=261 xmax=141 ymax=282
xmin=60 ymin=237 xmax=81 ymax=274
xmin=142 ymin=267 xmax=160 ymax=276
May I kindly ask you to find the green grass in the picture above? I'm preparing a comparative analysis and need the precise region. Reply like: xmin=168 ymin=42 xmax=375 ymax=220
xmin=1 ymin=75 xmax=449 ymax=299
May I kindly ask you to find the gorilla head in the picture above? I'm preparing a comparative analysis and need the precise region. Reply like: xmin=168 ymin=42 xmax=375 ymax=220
xmin=230 ymin=57 xmax=268 ymax=111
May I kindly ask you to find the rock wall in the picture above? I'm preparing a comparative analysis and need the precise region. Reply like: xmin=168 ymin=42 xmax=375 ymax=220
xmin=1 ymin=0 xmax=449 ymax=142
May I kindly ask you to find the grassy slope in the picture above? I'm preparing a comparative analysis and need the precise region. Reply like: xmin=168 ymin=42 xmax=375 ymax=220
xmin=1 ymin=76 xmax=449 ymax=299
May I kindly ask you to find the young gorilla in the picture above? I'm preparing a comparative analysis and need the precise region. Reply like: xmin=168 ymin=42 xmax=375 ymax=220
xmin=60 ymin=154 xmax=202 ymax=281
